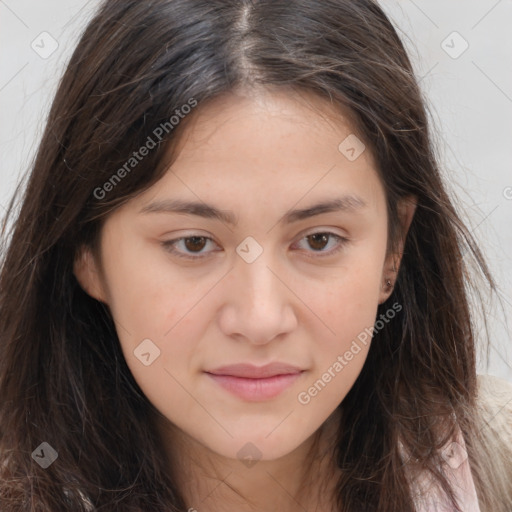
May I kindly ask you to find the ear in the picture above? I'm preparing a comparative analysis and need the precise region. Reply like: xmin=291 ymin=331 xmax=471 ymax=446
xmin=378 ymin=195 xmax=417 ymax=304
xmin=73 ymin=245 xmax=108 ymax=303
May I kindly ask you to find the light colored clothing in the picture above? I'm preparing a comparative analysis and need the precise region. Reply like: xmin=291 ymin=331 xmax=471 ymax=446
xmin=411 ymin=427 xmax=481 ymax=511
xmin=406 ymin=374 xmax=512 ymax=511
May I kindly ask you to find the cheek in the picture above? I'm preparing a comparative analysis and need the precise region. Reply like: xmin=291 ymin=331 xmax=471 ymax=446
xmin=298 ymin=251 xmax=384 ymax=398
xmin=310 ymin=250 xmax=383 ymax=334
xmin=112 ymin=292 xmax=199 ymax=428
xmin=313 ymin=283 xmax=376 ymax=374
xmin=101 ymin=250 xmax=210 ymax=393
xmin=108 ymin=281 xmax=201 ymax=383
xmin=100 ymin=242 xmax=192 ymax=336
xmin=294 ymin=305 xmax=375 ymax=415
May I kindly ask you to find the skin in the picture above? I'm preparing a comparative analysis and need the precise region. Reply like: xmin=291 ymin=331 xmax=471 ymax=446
xmin=74 ymin=89 xmax=416 ymax=511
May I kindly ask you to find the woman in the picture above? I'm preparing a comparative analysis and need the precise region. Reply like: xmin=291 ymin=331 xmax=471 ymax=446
xmin=1 ymin=1 xmax=511 ymax=510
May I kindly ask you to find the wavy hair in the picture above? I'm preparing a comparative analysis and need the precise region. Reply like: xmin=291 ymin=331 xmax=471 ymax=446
xmin=0 ymin=0 xmax=508 ymax=510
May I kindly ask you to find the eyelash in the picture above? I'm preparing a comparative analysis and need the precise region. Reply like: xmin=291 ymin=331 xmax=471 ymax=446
xmin=161 ymin=231 xmax=349 ymax=260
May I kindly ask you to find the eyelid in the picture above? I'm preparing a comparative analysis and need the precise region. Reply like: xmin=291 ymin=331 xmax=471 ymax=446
xmin=161 ymin=234 xmax=220 ymax=259
xmin=161 ymin=228 xmax=350 ymax=260
xmin=297 ymin=226 xmax=348 ymax=240
xmin=291 ymin=230 xmax=349 ymax=258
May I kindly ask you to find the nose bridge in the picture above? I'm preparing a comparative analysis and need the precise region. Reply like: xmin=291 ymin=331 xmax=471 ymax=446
xmin=231 ymin=234 xmax=279 ymax=297
xmin=219 ymin=242 xmax=297 ymax=343
xmin=237 ymin=247 xmax=283 ymax=309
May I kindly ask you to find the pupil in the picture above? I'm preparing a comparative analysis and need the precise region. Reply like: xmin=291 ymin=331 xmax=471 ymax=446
xmin=185 ymin=237 xmax=206 ymax=252
xmin=309 ymin=233 xmax=328 ymax=251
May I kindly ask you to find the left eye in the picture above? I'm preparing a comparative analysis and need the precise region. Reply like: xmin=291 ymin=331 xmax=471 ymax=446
xmin=292 ymin=232 xmax=348 ymax=257
xmin=161 ymin=231 xmax=348 ymax=260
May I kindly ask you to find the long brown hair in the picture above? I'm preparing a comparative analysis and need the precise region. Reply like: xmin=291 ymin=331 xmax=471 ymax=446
xmin=0 ymin=0 xmax=507 ymax=510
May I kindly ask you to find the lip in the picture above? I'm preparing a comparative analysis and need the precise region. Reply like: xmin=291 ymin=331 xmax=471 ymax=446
xmin=205 ymin=363 xmax=305 ymax=401
xmin=207 ymin=362 xmax=303 ymax=378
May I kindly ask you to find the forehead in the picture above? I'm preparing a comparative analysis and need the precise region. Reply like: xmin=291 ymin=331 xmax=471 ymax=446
xmin=171 ymin=89 xmax=364 ymax=158
xmin=128 ymin=89 xmax=385 ymax=218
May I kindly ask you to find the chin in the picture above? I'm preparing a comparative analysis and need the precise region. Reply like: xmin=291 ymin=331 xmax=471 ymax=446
xmin=200 ymin=427 xmax=312 ymax=464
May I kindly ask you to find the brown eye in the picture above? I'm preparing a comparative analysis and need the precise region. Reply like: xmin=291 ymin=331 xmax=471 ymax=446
xmin=306 ymin=233 xmax=330 ymax=251
xmin=293 ymin=231 xmax=349 ymax=258
xmin=161 ymin=235 xmax=219 ymax=259
xmin=183 ymin=236 xmax=207 ymax=252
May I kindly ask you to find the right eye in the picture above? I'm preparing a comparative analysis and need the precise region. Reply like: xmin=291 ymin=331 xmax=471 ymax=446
xmin=161 ymin=235 xmax=221 ymax=259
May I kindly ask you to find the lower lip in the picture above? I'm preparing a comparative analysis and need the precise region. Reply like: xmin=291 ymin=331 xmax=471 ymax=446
xmin=206 ymin=372 xmax=303 ymax=401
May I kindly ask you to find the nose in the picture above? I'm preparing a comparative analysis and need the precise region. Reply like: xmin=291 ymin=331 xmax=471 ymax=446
xmin=217 ymin=253 xmax=298 ymax=345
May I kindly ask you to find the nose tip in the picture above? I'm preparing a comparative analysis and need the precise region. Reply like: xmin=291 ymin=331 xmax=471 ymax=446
xmin=218 ymin=259 xmax=298 ymax=344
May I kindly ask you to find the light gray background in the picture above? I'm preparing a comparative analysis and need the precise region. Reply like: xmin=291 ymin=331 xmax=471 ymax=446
xmin=1 ymin=1 xmax=511 ymax=381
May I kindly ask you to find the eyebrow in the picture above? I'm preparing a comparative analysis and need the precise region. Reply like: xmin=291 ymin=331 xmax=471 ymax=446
xmin=138 ymin=194 xmax=367 ymax=226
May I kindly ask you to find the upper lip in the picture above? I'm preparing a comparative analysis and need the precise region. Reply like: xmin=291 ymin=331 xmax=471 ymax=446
xmin=206 ymin=363 xmax=304 ymax=379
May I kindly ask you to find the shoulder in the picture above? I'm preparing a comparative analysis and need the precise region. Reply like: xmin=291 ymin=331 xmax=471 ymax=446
xmin=473 ymin=374 xmax=512 ymax=511
xmin=476 ymin=374 xmax=512 ymax=447
xmin=476 ymin=373 xmax=512 ymax=428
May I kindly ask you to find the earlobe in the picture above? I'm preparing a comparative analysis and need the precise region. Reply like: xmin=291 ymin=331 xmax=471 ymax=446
xmin=73 ymin=246 xmax=108 ymax=303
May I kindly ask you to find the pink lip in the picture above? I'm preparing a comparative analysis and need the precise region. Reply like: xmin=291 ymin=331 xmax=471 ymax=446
xmin=207 ymin=362 xmax=303 ymax=378
xmin=205 ymin=363 xmax=304 ymax=401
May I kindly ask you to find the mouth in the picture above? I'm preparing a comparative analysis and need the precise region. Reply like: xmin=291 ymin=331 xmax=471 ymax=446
xmin=205 ymin=372 xmax=304 ymax=401
xmin=204 ymin=363 xmax=305 ymax=401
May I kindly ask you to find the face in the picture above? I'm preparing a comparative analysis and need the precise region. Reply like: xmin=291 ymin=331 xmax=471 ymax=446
xmin=75 ymin=90 xmax=415 ymax=463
